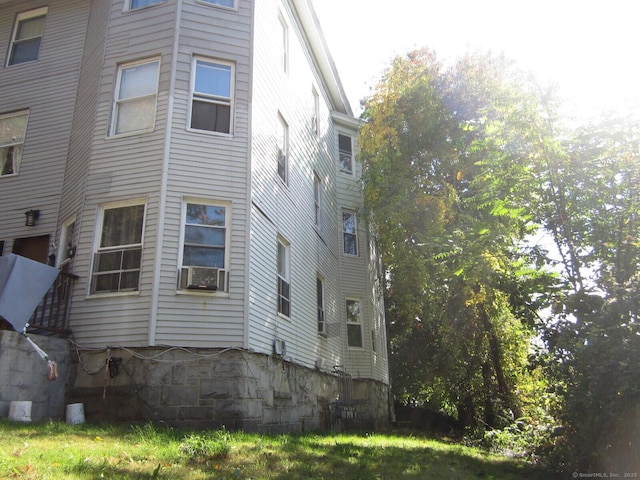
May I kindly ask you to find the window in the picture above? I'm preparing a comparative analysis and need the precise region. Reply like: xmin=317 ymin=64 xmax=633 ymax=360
xmin=91 ymin=203 xmax=145 ymax=294
xmin=279 ymin=14 xmax=288 ymax=74
xmin=346 ymin=299 xmax=363 ymax=348
xmin=111 ymin=58 xmax=160 ymax=136
xmin=199 ymin=0 xmax=235 ymax=7
xmin=179 ymin=202 xmax=228 ymax=292
xmin=7 ymin=7 xmax=47 ymax=66
xmin=277 ymin=114 xmax=288 ymax=184
xmin=317 ymin=276 xmax=325 ymax=334
xmin=277 ymin=237 xmax=290 ymax=317
xmin=314 ymin=172 xmax=321 ymax=227
xmin=0 ymin=241 xmax=4 ymax=255
xmin=312 ymin=87 xmax=320 ymax=136
xmin=129 ymin=0 xmax=165 ymax=10
xmin=342 ymin=211 xmax=358 ymax=256
xmin=190 ymin=58 xmax=233 ymax=134
xmin=1 ymin=110 xmax=29 ymax=177
xmin=58 ymin=217 xmax=76 ymax=268
xmin=338 ymin=134 xmax=353 ymax=174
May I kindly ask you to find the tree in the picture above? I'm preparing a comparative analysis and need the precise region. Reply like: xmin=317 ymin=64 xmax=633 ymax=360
xmin=360 ymin=49 xmax=556 ymax=429
xmin=534 ymin=116 xmax=640 ymax=471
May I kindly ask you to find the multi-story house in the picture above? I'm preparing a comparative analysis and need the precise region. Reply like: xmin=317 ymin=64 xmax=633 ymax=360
xmin=0 ymin=0 xmax=389 ymax=430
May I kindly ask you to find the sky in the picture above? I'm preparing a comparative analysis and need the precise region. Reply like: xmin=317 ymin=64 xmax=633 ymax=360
xmin=312 ymin=0 xmax=640 ymax=120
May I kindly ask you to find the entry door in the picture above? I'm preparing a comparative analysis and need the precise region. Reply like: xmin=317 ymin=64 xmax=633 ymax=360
xmin=12 ymin=235 xmax=50 ymax=264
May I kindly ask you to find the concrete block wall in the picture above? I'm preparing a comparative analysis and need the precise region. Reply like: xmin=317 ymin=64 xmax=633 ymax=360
xmin=0 ymin=330 xmax=69 ymax=421
xmin=68 ymin=347 xmax=391 ymax=432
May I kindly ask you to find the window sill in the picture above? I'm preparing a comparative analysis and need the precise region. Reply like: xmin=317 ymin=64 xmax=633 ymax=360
xmin=87 ymin=290 xmax=140 ymax=299
xmin=195 ymin=0 xmax=238 ymax=12
xmin=176 ymin=289 xmax=229 ymax=298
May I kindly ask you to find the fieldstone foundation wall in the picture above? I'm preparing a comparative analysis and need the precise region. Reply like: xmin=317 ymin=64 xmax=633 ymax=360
xmin=0 ymin=330 xmax=70 ymax=421
xmin=68 ymin=347 xmax=391 ymax=432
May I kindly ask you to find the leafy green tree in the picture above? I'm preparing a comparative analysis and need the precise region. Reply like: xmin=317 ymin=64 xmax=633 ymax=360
xmin=360 ymin=49 xmax=556 ymax=429
xmin=534 ymin=116 xmax=640 ymax=471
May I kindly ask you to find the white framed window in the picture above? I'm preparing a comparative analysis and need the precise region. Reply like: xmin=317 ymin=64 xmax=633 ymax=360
xmin=312 ymin=87 xmax=320 ymax=136
xmin=199 ymin=0 xmax=235 ymax=7
xmin=58 ymin=216 xmax=77 ymax=268
xmin=128 ymin=0 xmax=165 ymax=10
xmin=7 ymin=7 xmax=47 ymax=66
xmin=190 ymin=57 xmax=234 ymax=134
xmin=338 ymin=134 xmax=353 ymax=174
xmin=0 ymin=110 xmax=29 ymax=177
xmin=277 ymin=113 xmax=288 ymax=184
xmin=110 ymin=58 xmax=160 ymax=136
xmin=179 ymin=201 xmax=229 ymax=292
xmin=346 ymin=298 xmax=363 ymax=348
xmin=277 ymin=236 xmax=290 ymax=317
xmin=342 ymin=211 xmax=358 ymax=256
xmin=314 ymin=172 xmax=321 ymax=227
xmin=279 ymin=13 xmax=288 ymax=75
xmin=317 ymin=276 xmax=325 ymax=334
xmin=91 ymin=201 xmax=145 ymax=294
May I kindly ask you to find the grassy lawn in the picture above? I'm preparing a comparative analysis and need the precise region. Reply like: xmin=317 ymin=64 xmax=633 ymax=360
xmin=0 ymin=420 xmax=560 ymax=479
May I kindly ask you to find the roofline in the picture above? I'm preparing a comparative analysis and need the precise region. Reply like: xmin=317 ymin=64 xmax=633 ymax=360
xmin=291 ymin=0 xmax=353 ymax=117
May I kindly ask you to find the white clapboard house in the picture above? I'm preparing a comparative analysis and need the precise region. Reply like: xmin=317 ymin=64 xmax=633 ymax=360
xmin=0 ymin=0 xmax=390 ymax=430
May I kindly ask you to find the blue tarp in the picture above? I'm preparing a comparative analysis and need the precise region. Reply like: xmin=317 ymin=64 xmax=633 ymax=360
xmin=0 ymin=254 xmax=60 ymax=332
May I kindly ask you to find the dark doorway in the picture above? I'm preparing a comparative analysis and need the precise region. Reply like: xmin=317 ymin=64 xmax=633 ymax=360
xmin=13 ymin=235 xmax=50 ymax=264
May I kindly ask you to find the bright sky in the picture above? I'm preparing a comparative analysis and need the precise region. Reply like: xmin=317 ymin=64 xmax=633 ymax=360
xmin=312 ymin=0 xmax=640 ymax=120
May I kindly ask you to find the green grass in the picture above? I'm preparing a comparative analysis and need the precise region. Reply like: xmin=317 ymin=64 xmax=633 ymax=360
xmin=0 ymin=420 xmax=560 ymax=479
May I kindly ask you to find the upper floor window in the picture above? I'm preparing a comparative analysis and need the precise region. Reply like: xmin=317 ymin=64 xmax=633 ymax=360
xmin=190 ymin=58 xmax=234 ymax=134
xmin=312 ymin=87 xmax=320 ymax=136
xmin=91 ymin=202 xmax=145 ymax=294
xmin=277 ymin=236 xmax=291 ymax=317
xmin=313 ymin=172 xmax=321 ymax=227
xmin=7 ymin=7 xmax=47 ymax=66
xmin=346 ymin=299 xmax=363 ymax=348
xmin=128 ymin=0 xmax=165 ymax=10
xmin=199 ymin=0 xmax=235 ymax=7
xmin=342 ymin=211 xmax=358 ymax=256
xmin=317 ymin=276 xmax=325 ymax=334
xmin=111 ymin=58 xmax=160 ymax=136
xmin=0 ymin=110 xmax=29 ymax=177
xmin=279 ymin=14 xmax=288 ymax=75
xmin=277 ymin=113 xmax=289 ymax=184
xmin=338 ymin=134 xmax=353 ymax=174
xmin=179 ymin=201 xmax=229 ymax=293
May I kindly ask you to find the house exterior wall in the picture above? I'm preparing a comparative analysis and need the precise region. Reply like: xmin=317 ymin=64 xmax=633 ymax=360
xmin=0 ymin=0 xmax=390 ymax=428
xmin=0 ymin=0 xmax=89 ymax=256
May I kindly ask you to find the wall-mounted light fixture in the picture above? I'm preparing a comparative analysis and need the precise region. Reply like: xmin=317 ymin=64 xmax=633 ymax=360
xmin=25 ymin=209 xmax=40 ymax=227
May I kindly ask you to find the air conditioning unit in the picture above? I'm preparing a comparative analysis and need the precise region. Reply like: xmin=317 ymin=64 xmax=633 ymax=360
xmin=187 ymin=267 xmax=219 ymax=290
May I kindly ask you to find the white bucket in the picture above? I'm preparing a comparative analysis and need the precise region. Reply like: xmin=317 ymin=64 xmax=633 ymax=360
xmin=8 ymin=401 xmax=32 ymax=422
xmin=65 ymin=403 xmax=85 ymax=424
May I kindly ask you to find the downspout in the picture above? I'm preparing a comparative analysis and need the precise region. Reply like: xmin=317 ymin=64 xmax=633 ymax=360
xmin=242 ymin=0 xmax=256 ymax=350
xmin=149 ymin=0 xmax=182 ymax=346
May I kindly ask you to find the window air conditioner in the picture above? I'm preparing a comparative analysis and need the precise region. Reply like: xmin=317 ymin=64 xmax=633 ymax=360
xmin=187 ymin=266 xmax=219 ymax=290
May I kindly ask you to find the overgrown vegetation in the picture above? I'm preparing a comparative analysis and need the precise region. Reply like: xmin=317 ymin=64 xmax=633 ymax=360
xmin=0 ymin=420 xmax=558 ymax=479
xmin=359 ymin=48 xmax=640 ymax=472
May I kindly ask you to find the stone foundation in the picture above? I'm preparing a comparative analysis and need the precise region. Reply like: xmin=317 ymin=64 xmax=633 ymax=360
xmin=68 ymin=346 xmax=391 ymax=432
xmin=0 ymin=330 xmax=69 ymax=421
